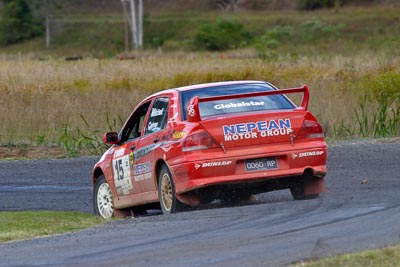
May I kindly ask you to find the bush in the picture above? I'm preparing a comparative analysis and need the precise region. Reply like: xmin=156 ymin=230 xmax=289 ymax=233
xmin=254 ymin=26 xmax=293 ymax=60
xmin=193 ymin=17 xmax=252 ymax=51
xmin=253 ymin=21 xmax=344 ymax=59
xmin=298 ymin=19 xmax=344 ymax=42
xmin=0 ymin=0 xmax=43 ymax=45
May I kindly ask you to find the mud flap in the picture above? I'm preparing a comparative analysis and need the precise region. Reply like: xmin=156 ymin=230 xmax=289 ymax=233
xmin=176 ymin=193 xmax=201 ymax=206
xmin=303 ymin=176 xmax=326 ymax=196
xmin=113 ymin=208 xmax=133 ymax=218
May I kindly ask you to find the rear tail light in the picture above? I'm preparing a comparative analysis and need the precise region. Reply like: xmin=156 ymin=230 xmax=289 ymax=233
xmin=182 ymin=131 xmax=219 ymax=152
xmin=297 ymin=120 xmax=324 ymax=139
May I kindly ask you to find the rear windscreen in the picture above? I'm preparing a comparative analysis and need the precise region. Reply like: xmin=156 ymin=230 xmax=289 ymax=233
xmin=181 ymin=83 xmax=295 ymax=120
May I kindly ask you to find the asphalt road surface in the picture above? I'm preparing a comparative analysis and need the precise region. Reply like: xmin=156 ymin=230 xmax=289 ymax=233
xmin=0 ymin=139 xmax=400 ymax=267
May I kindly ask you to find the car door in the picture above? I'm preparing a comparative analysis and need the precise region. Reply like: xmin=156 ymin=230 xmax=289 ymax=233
xmin=111 ymin=100 xmax=151 ymax=197
xmin=133 ymin=96 xmax=170 ymax=193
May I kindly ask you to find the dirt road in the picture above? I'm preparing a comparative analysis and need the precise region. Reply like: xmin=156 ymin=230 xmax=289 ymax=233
xmin=0 ymin=139 xmax=399 ymax=266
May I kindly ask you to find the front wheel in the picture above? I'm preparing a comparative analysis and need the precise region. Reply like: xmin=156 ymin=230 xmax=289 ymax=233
xmin=158 ymin=165 xmax=184 ymax=214
xmin=93 ymin=175 xmax=114 ymax=219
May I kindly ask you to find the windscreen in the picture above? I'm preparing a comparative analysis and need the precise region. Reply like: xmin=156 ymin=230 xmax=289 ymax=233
xmin=181 ymin=83 xmax=295 ymax=120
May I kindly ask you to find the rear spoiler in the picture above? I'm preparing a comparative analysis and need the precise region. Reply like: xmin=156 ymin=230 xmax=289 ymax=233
xmin=186 ymin=85 xmax=310 ymax=122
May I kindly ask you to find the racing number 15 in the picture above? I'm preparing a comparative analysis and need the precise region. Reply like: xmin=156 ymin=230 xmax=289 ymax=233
xmin=114 ymin=159 xmax=124 ymax=180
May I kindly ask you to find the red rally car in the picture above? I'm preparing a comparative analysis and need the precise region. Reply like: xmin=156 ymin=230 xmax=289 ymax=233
xmin=92 ymin=81 xmax=327 ymax=218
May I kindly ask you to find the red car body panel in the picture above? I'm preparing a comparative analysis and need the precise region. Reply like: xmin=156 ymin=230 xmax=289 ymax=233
xmin=92 ymin=81 xmax=327 ymax=210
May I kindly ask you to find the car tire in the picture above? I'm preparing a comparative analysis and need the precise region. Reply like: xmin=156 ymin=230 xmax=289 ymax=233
xmin=93 ymin=175 xmax=114 ymax=219
xmin=290 ymin=184 xmax=319 ymax=200
xmin=158 ymin=165 xmax=183 ymax=214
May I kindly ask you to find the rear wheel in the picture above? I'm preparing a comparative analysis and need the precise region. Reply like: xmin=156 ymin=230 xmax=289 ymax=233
xmin=158 ymin=165 xmax=183 ymax=214
xmin=93 ymin=175 xmax=114 ymax=218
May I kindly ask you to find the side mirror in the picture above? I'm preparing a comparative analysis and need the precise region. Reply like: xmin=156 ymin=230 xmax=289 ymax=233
xmin=103 ymin=132 xmax=120 ymax=145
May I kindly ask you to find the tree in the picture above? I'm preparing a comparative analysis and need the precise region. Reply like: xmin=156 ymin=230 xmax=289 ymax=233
xmin=0 ymin=0 xmax=43 ymax=45
xmin=30 ymin=0 xmax=63 ymax=48
xmin=121 ymin=0 xmax=143 ymax=50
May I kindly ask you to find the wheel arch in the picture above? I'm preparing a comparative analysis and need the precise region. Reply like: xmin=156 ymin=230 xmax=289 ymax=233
xmin=154 ymin=159 xmax=168 ymax=189
xmin=92 ymin=167 xmax=104 ymax=188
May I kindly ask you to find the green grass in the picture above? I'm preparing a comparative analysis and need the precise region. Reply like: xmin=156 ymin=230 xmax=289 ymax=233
xmin=0 ymin=211 xmax=104 ymax=243
xmin=1 ymin=5 xmax=399 ymax=57
xmin=294 ymin=245 xmax=400 ymax=267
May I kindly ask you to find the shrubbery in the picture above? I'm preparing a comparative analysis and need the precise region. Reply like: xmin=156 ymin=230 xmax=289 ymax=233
xmin=193 ymin=18 xmax=252 ymax=51
xmin=193 ymin=17 xmax=344 ymax=54
xmin=254 ymin=20 xmax=344 ymax=60
xmin=0 ymin=0 xmax=43 ymax=45
xmin=298 ymin=19 xmax=344 ymax=41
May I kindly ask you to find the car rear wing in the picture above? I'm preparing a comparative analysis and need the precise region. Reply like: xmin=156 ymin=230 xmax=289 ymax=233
xmin=186 ymin=85 xmax=310 ymax=122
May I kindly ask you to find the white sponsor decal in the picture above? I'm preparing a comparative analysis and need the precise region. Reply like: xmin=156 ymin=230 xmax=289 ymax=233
xmin=187 ymin=104 xmax=196 ymax=117
xmin=151 ymin=108 xmax=164 ymax=117
xmin=133 ymin=162 xmax=152 ymax=181
xmin=298 ymin=151 xmax=324 ymax=158
xmin=148 ymin=121 xmax=159 ymax=130
xmin=113 ymin=154 xmax=133 ymax=195
xmin=172 ymin=112 xmax=179 ymax=119
xmin=214 ymin=101 xmax=265 ymax=110
xmin=292 ymin=151 xmax=324 ymax=159
xmin=198 ymin=161 xmax=232 ymax=168
xmin=223 ymin=119 xmax=292 ymax=141
xmin=134 ymin=173 xmax=152 ymax=182
xmin=114 ymin=148 xmax=125 ymax=158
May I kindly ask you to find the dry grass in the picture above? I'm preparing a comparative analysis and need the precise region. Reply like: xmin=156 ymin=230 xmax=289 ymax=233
xmin=0 ymin=51 xmax=399 ymax=151
xmin=294 ymin=245 xmax=400 ymax=267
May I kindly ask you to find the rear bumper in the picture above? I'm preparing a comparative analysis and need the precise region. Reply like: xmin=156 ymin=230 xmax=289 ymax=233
xmin=175 ymin=166 xmax=326 ymax=194
xmin=170 ymin=144 xmax=327 ymax=194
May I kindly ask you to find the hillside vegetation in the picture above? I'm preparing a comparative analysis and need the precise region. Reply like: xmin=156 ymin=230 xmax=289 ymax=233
xmin=0 ymin=3 xmax=399 ymax=157
xmin=0 ymin=2 xmax=399 ymax=57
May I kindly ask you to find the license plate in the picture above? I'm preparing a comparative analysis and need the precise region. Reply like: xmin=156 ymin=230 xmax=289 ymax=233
xmin=245 ymin=157 xmax=278 ymax=172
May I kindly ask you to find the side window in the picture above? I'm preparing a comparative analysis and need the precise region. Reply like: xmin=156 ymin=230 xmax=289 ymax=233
xmin=120 ymin=101 xmax=151 ymax=142
xmin=145 ymin=97 xmax=169 ymax=135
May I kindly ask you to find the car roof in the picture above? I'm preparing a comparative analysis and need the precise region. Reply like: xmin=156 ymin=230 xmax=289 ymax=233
xmin=145 ymin=80 xmax=272 ymax=100
xmin=174 ymin=80 xmax=268 ymax=92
